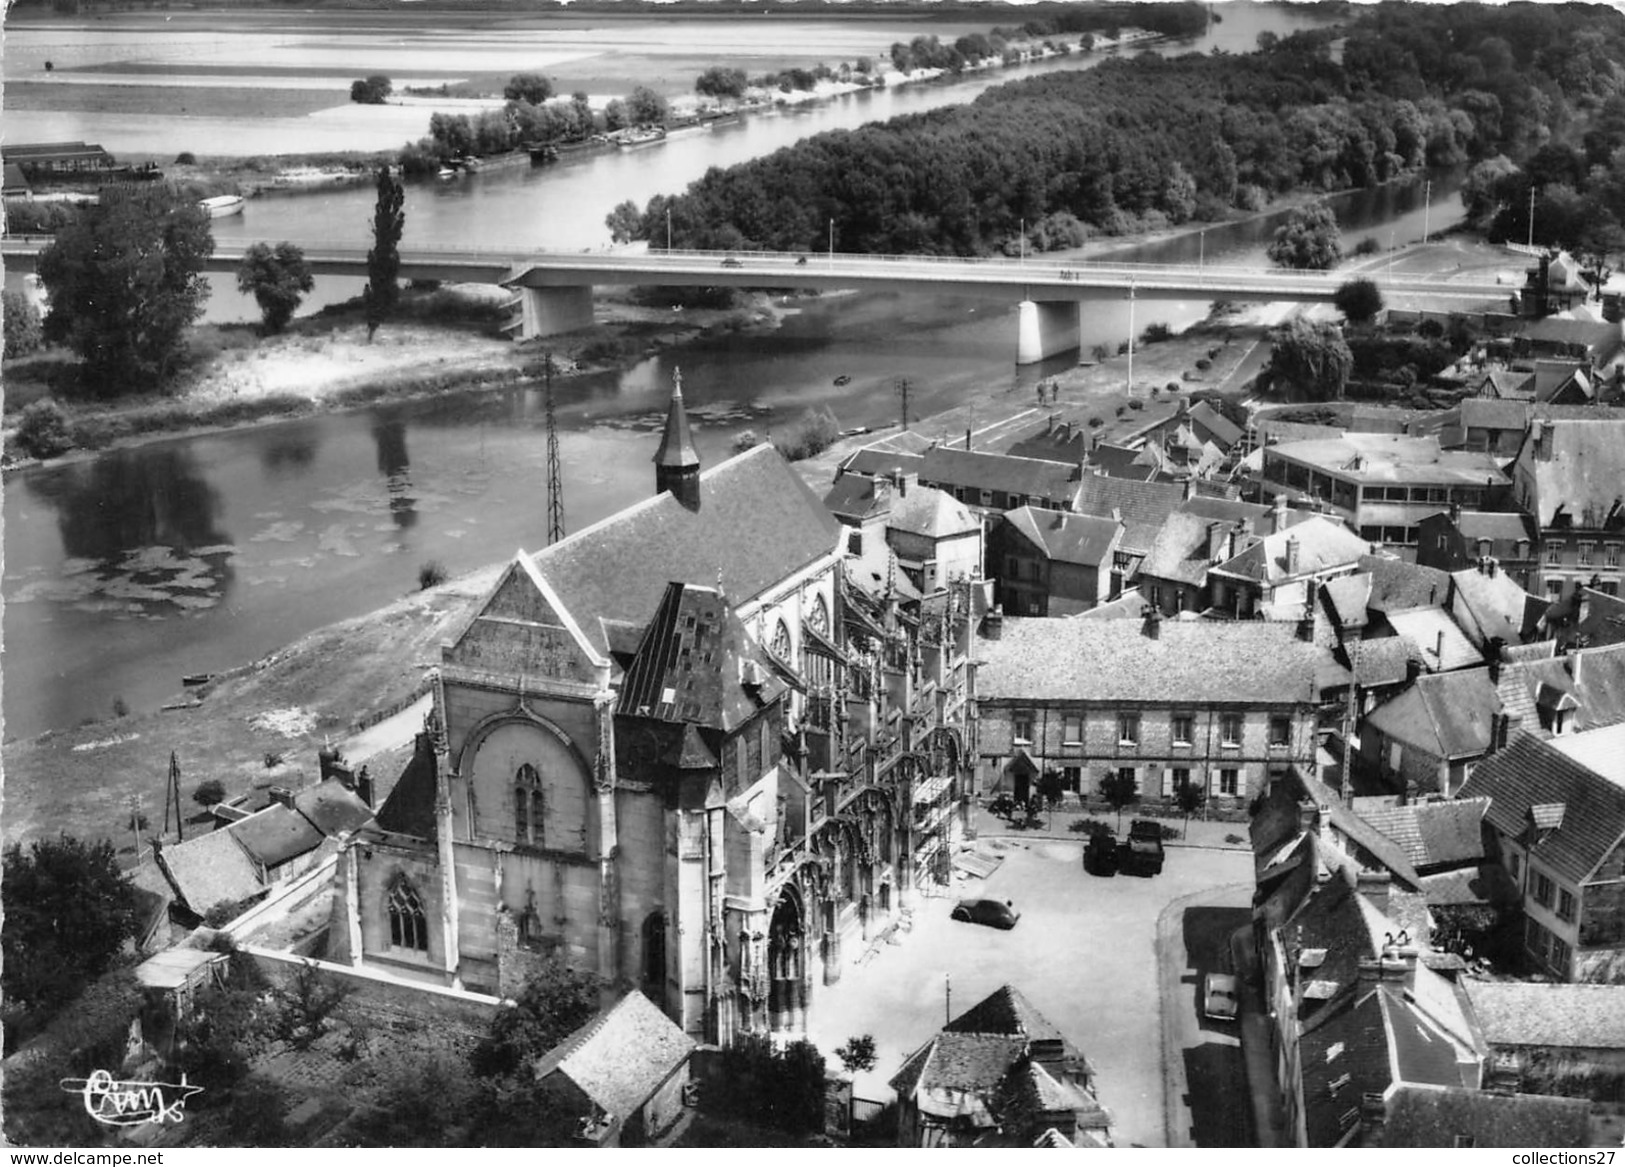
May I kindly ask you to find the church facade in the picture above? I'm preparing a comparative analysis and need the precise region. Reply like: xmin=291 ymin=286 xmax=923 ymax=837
xmin=330 ymin=377 xmax=981 ymax=1044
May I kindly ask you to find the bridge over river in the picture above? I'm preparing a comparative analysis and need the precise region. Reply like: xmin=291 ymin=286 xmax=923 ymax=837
xmin=1 ymin=239 xmax=1512 ymax=364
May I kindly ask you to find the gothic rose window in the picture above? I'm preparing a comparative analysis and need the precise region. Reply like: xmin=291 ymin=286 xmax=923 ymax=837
xmin=388 ymin=878 xmax=428 ymax=952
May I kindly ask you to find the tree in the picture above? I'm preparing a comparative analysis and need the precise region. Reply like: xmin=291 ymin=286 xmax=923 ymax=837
xmin=364 ymin=166 xmax=405 ymax=343
xmin=236 ymin=242 xmax=314 ymax=335
xmin=625 ymin=85 xmax=669 ymax=126
xmin=1267 ymin=201 xmax=1343 ymax=270
xmin=269 ymin=960 xmax=355 ymax=1051
xmin=2 ymin=834 xmax=141 ymax=1016
xmin=605 ymin=199 xmax=645 ymax=244
xmin=193 ymin=778 xmax=227 ymax=808
xmin=835 ymin=1034 xmax=877 ymax=1075
xmin=350 ymin=75 xmax=392 ymax=104
xmin=696 ymin=66 xmax=748 ymax=99
xmin=1099 ymin=769 xmax=1139 ymax=831
xmin=3 ymin=289 xmax=44 ymax=358
xmin=1038 ymin=768 xmax=1066 ymax=826
xmin=470 ymin=956 xmax=600 ymax=1078
xmin=37 ymin=184 xmax=213 ymax=393
xmin=1270 ymin=317 xmax=1353 ymax=402
xmin=15 ymin=399 xmax=74 ymax=459
xmin=1332 ymin=277 xmax=1384 ymax=326
xmin=1174 ymin=773 xmax=1207 ymax=839
xmin=503 ymin=73 xmax=553 ymax=104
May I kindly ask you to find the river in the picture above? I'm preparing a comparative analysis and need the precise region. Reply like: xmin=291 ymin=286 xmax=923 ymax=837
xmin=8 ymin=3 xmax=1441 ymax=743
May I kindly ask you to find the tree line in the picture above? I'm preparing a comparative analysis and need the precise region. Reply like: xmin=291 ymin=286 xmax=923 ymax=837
xmin=606 ymin=3 xmax=1625 ymax=258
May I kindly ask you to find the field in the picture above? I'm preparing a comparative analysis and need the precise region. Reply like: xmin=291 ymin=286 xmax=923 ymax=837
xmin=1 ymin=7 xmax=991 ymax=158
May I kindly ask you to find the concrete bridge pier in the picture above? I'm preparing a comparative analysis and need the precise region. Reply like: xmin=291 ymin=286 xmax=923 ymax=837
xmin=1015 ymin=299 xmax=1082 ymax=365
xmin=515 ymin=285 xmax=595 ymax=340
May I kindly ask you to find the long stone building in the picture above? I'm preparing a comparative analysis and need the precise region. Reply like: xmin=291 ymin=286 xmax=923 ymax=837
xmin=329 ymin=376 xmax=979 ymax=1044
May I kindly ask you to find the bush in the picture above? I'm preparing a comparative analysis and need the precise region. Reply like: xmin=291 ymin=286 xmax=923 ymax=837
xmin=193 ymin=779 xmax=227 ymax=808
xmin=1166 ymin=382 xmax=1180 ymax=393
xmin=773 ymin=406 xmax=840 ymax=461
xmin=418 ymin=560 xmax=448 ymax=590
xmin=351 ymin=75 xmax=392 ymax=104
xmin=175 ymin=151 xmax=196 ymax=165
xmin=1090 ymin=344 xmax=1110 ymax=363
xmin=1088 ymin=416 xmax=1104 ymax=428
xmin=1351 ymin=237 xmax=1379 ymax=256
xmin=1128 ymin=398 xmax=1144 ymax=410
xmin=1140 ymin=322 xmax=1173 ymax=345
xmin=732 ymin=429 xmax=758 ymax=454
xmin=1194 ymin=357 xmax=1211 ymax=371
xmin=15 ymin=399 xmax=74 ymax=459
xmin=4 ymin=290 xmax=44 ymax=359
xmin=4 ymin=198 xmax=79 ymax=235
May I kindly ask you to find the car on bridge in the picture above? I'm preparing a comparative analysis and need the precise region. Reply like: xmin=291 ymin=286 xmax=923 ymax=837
xmin=721 ymin=256 xmax=743 ymax=268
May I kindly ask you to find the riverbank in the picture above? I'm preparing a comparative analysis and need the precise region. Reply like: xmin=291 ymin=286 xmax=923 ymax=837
xmin=0 ymin=285 xmax=790 ymax=470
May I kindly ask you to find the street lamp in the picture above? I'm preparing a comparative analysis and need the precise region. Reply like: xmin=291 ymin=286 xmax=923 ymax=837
xmin=1126 ymin=280 xmax=1136 ymax=397
xmin=1020 ymin=218 xmax=1025 ymax=267
xmin=666 ymin=208 xmax=672 ymax=252
xmin=1423 ymin=178 xmax=1431 ymax=245
xmin=829 ymin=218 xmax=835 ymax=266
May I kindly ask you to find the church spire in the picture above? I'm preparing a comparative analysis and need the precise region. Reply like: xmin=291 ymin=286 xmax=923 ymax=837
xmin=654 ymin=365 xmax=702 ymax=511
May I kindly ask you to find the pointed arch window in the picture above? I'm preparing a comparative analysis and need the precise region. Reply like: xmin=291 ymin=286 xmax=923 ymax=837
xmin=809 ymin=594 xmax=830 ymax=637
xmin=771 ymin=619 xmax=792 ymax=662
xmin=515 ymin=763 xmax=541 ymax=845
xmin=388 ymin=878 xmax=428 ymax=952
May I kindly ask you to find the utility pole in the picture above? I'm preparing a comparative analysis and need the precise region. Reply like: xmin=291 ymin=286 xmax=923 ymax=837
xmin=666 ymin=208 xmax=672 ymax=252
xmin=829 ymin=218 xmax=835 ymax=267
xmin=945 ymin=972 xmax=952 ymax=1026
xmin=544 ymin=351 xmax=565 ymax=545
xmin=128 ymin=792 xmax=144 ymax=861
xmin=894 ymin=376 xmax=913 ymax=431
xmin=1423 ymin=177 xmax=1431 ymax=244
xmin=1528 ymin=186 xmax=1536 ymax=249
xmin=1126 ymin=281 xmax=1136 ymax=396
xmin=163 ymin=751 xmax=185 ymax=842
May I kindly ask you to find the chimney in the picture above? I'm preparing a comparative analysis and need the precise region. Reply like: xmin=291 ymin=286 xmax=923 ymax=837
xmin=1379 ymin=933 xmax=1419 ymax=991
xmin=1487 ymin=636 xmax=1505 ymax=683
xmin=1272 ymin=493 xmax=1289 ymax=535
xmin=1285 ymin=534 xmax=1301 ymax=575
xmin=984 ymin=605 xmax=1004 ymax=640
xmin=1297 ymin=608 xmax=1316 ymax=642
xmin=1449 ymin=499 xmax=1462 ymax=526
xmin=1143 ymin=606 xmax=1163 ymax=640
xmin=1569 ymin=647 xmax=1584 ymax=687
xmin=355 ymin=765 xmax=374 ymax=809
xmin=1185 ymin=477 xmax=1199 ymax=501
xmin=1356 ymin=870 xmax=1391 ymax=913
xmin=270 ymin=785 xmax=295 ymax=809
xmin=1435 ymin=628 xmax=1445 ymax=662
xmin=1296 ymin=798 xmax=1321 ymax=835
xmin=1579 ymin=591 xmax=1593 ymax=626
xmin=1207 ymin=521 xmax=1227 ymax=563
xmin=1111 ymin=506 xmax=1123 ymax=527
xmin=1406 ymin=657 xmax=1424 ymax=683
xmin=966 ymin=427 xmax=973 ymax=451
xmin=1357 ymin=955 xmax=1383 ymax=987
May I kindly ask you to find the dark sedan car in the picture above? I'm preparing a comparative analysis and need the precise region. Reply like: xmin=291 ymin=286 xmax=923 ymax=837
xmin=951 ymin=897 xmax=1020 ymax=930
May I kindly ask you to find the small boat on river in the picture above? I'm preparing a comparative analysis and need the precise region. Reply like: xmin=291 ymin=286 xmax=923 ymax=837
xmin=834 ymin=374 xmax=852 ymax=387
xmin=198 ymin=194 xmax=244 ymax=219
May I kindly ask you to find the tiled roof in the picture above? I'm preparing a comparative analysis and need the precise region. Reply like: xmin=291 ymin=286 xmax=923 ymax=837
xmin=1458 ymin=731 xmax=1625 ymax=885
xmin=292 ymin=780 xmax=374 ymax=838
xmin=1380 ymin=1085 xmax=1589 ymax=1149
xmin=1477 ymin=368 xmax=1535 ymax=399
xmin=1187 ymin=400 xmax=1244 ymax=449
xmin=1450 ymin=567 xmax=1542 ymax=648
xmin=231 ymin=803 xmax=327 ymax=869
xmin=1212 ymin=517 xmax=1368 ymax=586
xmin=1418 ymin=862 xmax=1515 ymax=906
xmin=157 ymin=828 xmax=263 ymax=917
xmin=1458 ymin=397 xmax=1531 ymax=431
xmin=617 ymin=582 xmax=784 ymax=732
xmin=1138 ymin=511 xmax=1219 ymax=586
xmin=1083 ymin=441 xmax=1159 ymax=481
xmin=1359 ymin=799 xmax=1489 ymax=872
xmin=1383 ymin=607 xmax=1483 ymax=673
xmin=821 ymin=475 xmax=881 ymax=524
xmin=1464 ymin=981 xmax=1625 ymax=1050
xmin=1516 ymin=417 xmax=1625 ymax=526
xmin=891 ymin=1032 xmax=1028 ymax=1097
xmin=1499 ymin=642 xmax=1625 ymax=737
xmin=1452 ymin=511 xmax=1538 ymax=543
xmin=1360 ymin=555 xmax=1454 ymax=613
xmin=977 ymin=617 xmax=1318 ymax=705
xmin=1298 ymin=990 xmax=1392 ymax=1147
xmin=531 ymin=446 xmax=840 ymax=656
xmin=1004 ymin=506 xmax=1120 ymax=568
xmin=946 ymin=984 xmax=1065 ymax=1044
xmin=840 ymin=448 xmax=928 ymax=478
xmin=1256 ymin=418 xmax=1347 ymax=444
xmin=533 ymin=990 xmax=695 ymax=1119
xmin=918 ymin=446 xmax=1079 ymax=503
xmin=1548 ymin=722 xmax=1625 ymax=774
xmin=889 ymin=485 xmax=979 ymax=539
xmin=1351 ymin=637 xmax=1413 ymax=687
xmin=1364 ymin=667 xmax=1497 ymax=761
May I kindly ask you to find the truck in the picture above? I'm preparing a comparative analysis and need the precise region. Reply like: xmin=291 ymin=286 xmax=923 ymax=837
xmin=1119 ymin=819 xmax=1166 ymax=876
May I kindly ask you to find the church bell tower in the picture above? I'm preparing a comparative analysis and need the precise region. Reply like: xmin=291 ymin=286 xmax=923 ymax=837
xmin=654 ymin=366 xmax=702 ymax=511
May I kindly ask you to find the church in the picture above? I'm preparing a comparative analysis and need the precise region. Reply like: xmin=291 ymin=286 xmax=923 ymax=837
xmin=329 ymin=374 xmax=980 ymax=1044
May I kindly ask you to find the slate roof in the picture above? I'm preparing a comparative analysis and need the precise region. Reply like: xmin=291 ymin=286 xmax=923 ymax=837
xmin=531 ymin=446 xmax=839 ymax=657
xmin=822 ymin=475 xmax=881 ymax=524
xmin=918 ymin=446 xmax=1078 ymax=504
xmin=1383 ymin=606 xmax=1483 ymax=673
xmin=1358 ymin=799 xmax=1490 ymax=872
xmin=1380 ymin=1085 xmax=1589 ymax=1149
xmin=1452 ymin=511 xmax=1538 ymax=544
xmin=1255 ymin=419 xmax=1347 ymax=445
xmin=1458 ymin=397 xmax=1531 ymax=432
xmin=1084 ymin=441 xmax=1159 ymax=481
xmin=1323 ymin=573 xmax=1373 ymax=629
xmin=374 ymin=733 xmax=438 ymax=840
xmin=1299 ymin=989 xmax=1392 ymax=1147
xmin=533 ymin=990 xmax=695 ymax=1119
xmin=157 ymin=828 xmax=263 ymax=917
xmin=1463 ymin=981 xmax=1625 ymax=1050
xmin=231 ymin=803 xmax=327 ymax=870
xmin=292 ymin=780 xmax=374 ymax=837
xmin=1074 ymin=591 xmax=1149 ymax=620
xmin=946 ymin=984 xmax=1067 ymax=1045
xmin=1450 ymin=566 xmax=1542 ymax=648
xmin=889 ymin=485 xmax=980 ymax=540
xmin=1212 ymin=516 xmax=1369 ymax=586
xmin=1360 ymin=555 xmax=1454 ymax=613
xmin=1499 ymin=642 xmax=1625 ymax=737
xmin=1458 ymin=732 xmax=1625 ymax=885
xmin=1418 ymin=862 xmax=1516 ymax=907
xmin=1548 ymin=721 xmax=1625 ymax=775
xmin=1477 ymin=368 xmax=1535 ymax=399
xmin=652 ymin=380 xmax=698 ymax=471
xmin=618 ymin=582 xmax=785 ymax=732
xmin=1364 ymin=667 xmax=1498 ymax=761
xmin=1004 ymin=506 xmax=1120 ymax=568
xmin=1351 ymin=637 xmax=1413 ymax=687
xmin=978 ymin=617 xmax=1318 ymax=705
xmin=1070 ymin=474 xmax=1186 ymax=553
xmin=1515 ymin=417 xmax=1625 ymax=527
xmin=1187 ymin=400 xmax=1244 ymax=450
xmin=1546 ymin=586 xmax=1625 ymax=649
xmin=1179 ymin=496 xmax=1274 ymax=527
xmin=840 ymin=448 xmax=928 ymax=479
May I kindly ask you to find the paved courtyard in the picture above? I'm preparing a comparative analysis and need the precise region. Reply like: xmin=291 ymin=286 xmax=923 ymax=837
xmin=804 ymin=836 xmax=1253 ymax=1148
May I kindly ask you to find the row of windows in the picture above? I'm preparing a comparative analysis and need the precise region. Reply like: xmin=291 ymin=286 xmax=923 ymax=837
xmin=1011 ymin=711 xmax=1292 ymax=748
xmin=1544 ymin=577 xmax=1621 ymax=598
xmin=1359 ymin=525 xmax=1419 ymax=546
xmin=1263 ymin=461 xmax=1485 ymax=509
xmin=1546 ymin=540 xmax=1623 ymax=567
xmin=1528 ymin=864 xmax=1577 ymax=923
xmin=1049 ymin=764 xmax=1248 ymax=796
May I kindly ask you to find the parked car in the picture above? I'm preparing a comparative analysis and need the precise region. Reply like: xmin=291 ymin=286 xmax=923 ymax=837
xmin=1203 ymin=972 xmax=1240 ymax=1021
xmin=951 ymin=898 xmax=1020 ymax=930
xmin=1084 ymin=831 xmax=1118 ymax=876
xmin=721 ymin=256 xmax=744 ymax=268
